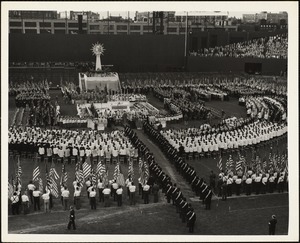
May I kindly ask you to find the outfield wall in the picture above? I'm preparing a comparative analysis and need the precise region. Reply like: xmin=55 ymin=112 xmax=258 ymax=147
xmin=187 ymin=57 xmax=287 ymax=75
xmin=9 ymin=34 xmax=185 ymax=72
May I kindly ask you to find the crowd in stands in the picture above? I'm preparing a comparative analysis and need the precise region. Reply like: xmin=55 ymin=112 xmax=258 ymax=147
xmin=9 ymin=61 xmax=95 ymax=70
xmin=193 ymin=34 xmax=287 ymax=59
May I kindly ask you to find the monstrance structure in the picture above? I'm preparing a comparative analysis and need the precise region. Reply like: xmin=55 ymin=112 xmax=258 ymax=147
xmin=91 ymin=42 xmax=105 ymax=71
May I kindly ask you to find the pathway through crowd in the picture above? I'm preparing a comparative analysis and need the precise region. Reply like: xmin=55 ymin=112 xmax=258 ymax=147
xmin=134 ymin=129 xmax=195 ymax=200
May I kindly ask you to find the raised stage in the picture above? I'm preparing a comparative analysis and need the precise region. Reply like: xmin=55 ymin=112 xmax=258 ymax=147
xmin=79 ymin=72 xmax=121 ymax=92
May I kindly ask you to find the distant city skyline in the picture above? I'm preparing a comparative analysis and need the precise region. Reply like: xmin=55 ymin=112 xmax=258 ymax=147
xmin=58 ymin=11 xmax=280 ymax=19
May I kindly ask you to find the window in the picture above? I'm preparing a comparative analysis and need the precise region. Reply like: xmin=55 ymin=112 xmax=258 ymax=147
xmin=54 ymin=29 xmax=66 ymax=34
xmin=89 ymin=25 xmax=100 ymax=30
xmin=143 ymin=25 xmax=152 ymax=31
xmin=130 ymin=25 xmax=140 ymax=30
xmin=68 ymin=23 xmax=78 ymax=28
xmin=167 ymin=27 xmax=177 ymax=32
xmin=25 ymin=29 xmax=37 ymax=34
xmin=179 ymin=27 xmax=186 ymax=34
xmin=10 ymin=29 xmax=22 ymax=33
xmin=25 ymin=22 xmax=36 ymax=27
xmin=117 ymin=25 xmax=127 ymax=30
xmin=39 ymin=22 xmax=51 ymax=27
xmin=130 ymin=32 xmax=140 ymax=35
xmin=109 ymin=25 xmax=114 ymax=30
xmin=10 ymin=21 xmax=22 ymax=27
xmin=54 ymin=22 xmax=65 ymax=27
xmin=40 ymin=29 xmax=52 ymax=34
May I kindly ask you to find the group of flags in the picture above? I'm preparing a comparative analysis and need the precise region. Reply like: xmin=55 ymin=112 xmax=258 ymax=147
xmin=9 ymin=154 xmax=154 ymax=201
xmin=138 ymin=158 xmax=149 ymax=185
xmin=32 ymin=159 xmax=61 ymax=197
xmin=113 ymin=163 xmax=125 ymax=187
xmin=216 ymin=149 xmax=288 ymax=175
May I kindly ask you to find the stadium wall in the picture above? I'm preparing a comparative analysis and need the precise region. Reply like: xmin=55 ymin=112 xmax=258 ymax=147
xmin=187 ymin=57 xmax=287 ymax=75
xmin=9 ymin=34 xmax=185 ymax=72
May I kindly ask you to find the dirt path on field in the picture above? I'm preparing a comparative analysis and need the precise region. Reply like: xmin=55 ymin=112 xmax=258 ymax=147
xmin=134 ymin=129 xmax=195 ymax=200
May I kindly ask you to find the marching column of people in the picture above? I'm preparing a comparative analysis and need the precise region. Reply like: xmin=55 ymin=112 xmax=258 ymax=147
xmin=124 ymin=125 xmax=197 ymax=233
xmin=143 ymin=121 xmax=213 ymax=203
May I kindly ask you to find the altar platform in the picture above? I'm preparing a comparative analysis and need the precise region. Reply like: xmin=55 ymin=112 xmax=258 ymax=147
xmin=79 ymin=72 xmax=121 ymax=92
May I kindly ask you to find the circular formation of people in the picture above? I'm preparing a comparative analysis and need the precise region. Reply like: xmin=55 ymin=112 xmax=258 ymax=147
xmin=8 ymin=36 xmax=288 ymax=234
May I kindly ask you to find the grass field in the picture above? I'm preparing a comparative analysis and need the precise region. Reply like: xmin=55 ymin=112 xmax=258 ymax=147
xmin=7 ymin=90 xmax=289 ymax=236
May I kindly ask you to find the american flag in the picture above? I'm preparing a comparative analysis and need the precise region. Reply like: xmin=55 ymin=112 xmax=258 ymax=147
xmin=96 ymin=160 xmax=106 ymax=177
xmin=217 ymin=156 xmax=223 ymax=171
xmin=38 ymin=177 xmax=43 ymax=192
xmin=140 ymin=160 xmax=149 ymax=185
xmin=49 ymin=161 xmax=59 ymax=180
xmin=116 ymin=164 xmax=125 ymax=187
xmin=284 ymin=160 xmax=288 ymax=175
xmin=263 ymin=160 xmax=268 ymax=170
xmin=82 ymin=160 xmax=91 ymax=179
xmin=128 ymin=157 xmax=134 ymax=179
xmin=102 ymin=170 xmax=109 ymax=186
xmin=113 ymin=163 xmax=120 ymax=181
xmin=60 ymin=163 xmax=68 ymax=186
xmin=235 ymin=158 xmax=242 ymax=172
xmin=8 ymin=181 xmax=14 ymax=198
xmin=48 ymin=162 xmax=59 ymax=198
xmin=138 ymin=158 xmax=143 ymax=175
xmin=15 ymin=158 xmax=22 ymax=187
xmin=32 ymin=160 xmax=40 ymax=182
xmin=90 ymin=168 xmax=97 ymax=186
xmin=75 ymin=162 xmax=84 ymax=187
xmin=226 ymin=155 xmax=234 ymax=171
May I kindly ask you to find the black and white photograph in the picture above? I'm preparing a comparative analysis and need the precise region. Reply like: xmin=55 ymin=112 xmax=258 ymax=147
xmin=1 ymin=1 xmax=298 ymax=242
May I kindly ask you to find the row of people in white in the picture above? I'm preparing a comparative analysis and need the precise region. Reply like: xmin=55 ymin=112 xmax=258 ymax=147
xmin=9 ymin=127 xmax=139 ymax=159
xmin=161 ymin=120 xmax=287 ymax=153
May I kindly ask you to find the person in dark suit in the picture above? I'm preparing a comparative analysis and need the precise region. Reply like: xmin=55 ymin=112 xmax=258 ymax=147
xmin=67 ymin=206 xmax=76 ymax=230
xmin=187 ymin=208 xmax=196 ymax=233
xmin=204 ymin=187 xmax=213 ymax=210
xmin=268 ymin=215 xmax=277 ymax=235
xmin=221 ymin=181 xmax=227 ymax=201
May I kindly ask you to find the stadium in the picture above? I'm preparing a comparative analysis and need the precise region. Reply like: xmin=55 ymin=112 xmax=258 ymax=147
xmin=2 ymin=3 xmax=299 ymax=242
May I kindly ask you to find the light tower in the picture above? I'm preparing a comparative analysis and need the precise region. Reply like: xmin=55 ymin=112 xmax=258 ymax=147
xmin=91 ymin=42 xmax=105 ymax=71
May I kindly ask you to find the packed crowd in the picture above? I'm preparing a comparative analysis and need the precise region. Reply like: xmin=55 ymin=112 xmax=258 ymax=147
xmin=143 ymin=121 xmax=288 ymax=200
xmin=120 ymin=73 xmax=287 ymax=98
xmin=194 ymin=34 xmax=287 ymax=59
xmin=9 ymin=126 xmax=139 ymax=164
xmin=159 ymin=119 xmax=286 ymax=156
xmin=244 ymin=96 xmax=287 ymax=122
xmin=168 ymin=97 xmax=210 ymax=121
xmin=61 ymin=83 xmax=107 ymax=104
xmin=107 ymin=94 xmax=147 ymax=102
xmin=28 ymin=100 xmax=57 ymax=127
xmin=9 ymin=80 xmax=49 ymax=97
xmin=14 ymin=90 xmax=51 ymax=108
